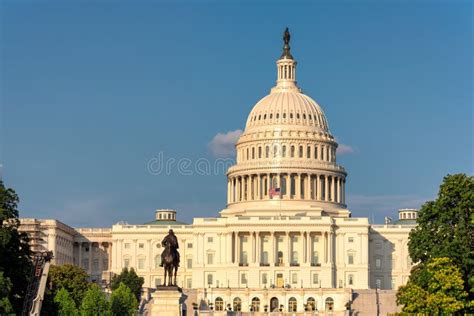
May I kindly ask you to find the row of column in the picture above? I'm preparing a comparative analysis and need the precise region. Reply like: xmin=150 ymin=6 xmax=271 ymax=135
xmin=76 ymin=242 xmax=112 ymax=275
xmin=194 ymin=231 xmax=334 ymax=266
xmin=227 ymin=173 xmax=345 ymax=204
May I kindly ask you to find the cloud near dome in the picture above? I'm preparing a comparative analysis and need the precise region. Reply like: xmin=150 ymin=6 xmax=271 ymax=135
xmin=337 ymin=144 xmax=355 ymax=155
xmin=208 ymin=129 xmax=243 ymax=158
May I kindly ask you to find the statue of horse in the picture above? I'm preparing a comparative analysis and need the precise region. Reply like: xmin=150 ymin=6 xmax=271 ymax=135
xmin=161 ymin=229 xmax=180 ymax=286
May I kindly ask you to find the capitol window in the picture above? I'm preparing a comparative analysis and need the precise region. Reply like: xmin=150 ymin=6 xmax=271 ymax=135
xmin=187 ymin=243 xmax=193 ymax=248
xmin=241 ymin=273 xmax=247 ymax=284
xmin=207 ymin=253 xmax=214 ymax=265
xmin=290 ymin=113 xmax=293 ymax=119
xmin=258 ymin=147 xmax=262 ymax=158
xmin=307 ymin=146 xmax=311 ymax=158
xmin=283 ymin=113 xmax=286 ymax=119
xmin=187 ymin=258 xmax=192 ymax=269
xmin=282 ymin=145 xmax=286 ymax=157
xmin=312 ymin=273 xmax=319 ymax=284
xmin=266 ymin=146 xmax=269 ymax=158
xmin=207 ymin=274 xmax=213 ymax=286
xmin=138 ymin=258 xmax=145 ymax=269
xmin=296 ymin=113 xmax=300 ymax=119
xmin=375 ymin=258 xmax=382 ymax=269
xmin=252 ymin=147 xmax=255 ymax=159
xmin=139 ymin=243 xmax=144 ymax=249
xmin=262 ymin=273 xmax=268 ymax=284
xmin=348 ymin=237 xmax=354 ymax=243
xmin=207 ymin=237 xmax=213 ymax=243
xmin=299 ymin=146 xmax=303 ymax=158
xmin=348 ymin=252 xmax=355 ymax=265
xmin=276 ymin=113 xmax=279 ymax=119
xmin=124 ymin=243 xmax=130 ymax=249
xmin=314 ymin=146 xmax=318 ymax=159
xmin=290 ymin=146 xmax=295 ymax=157
xmin=348 ymin=274 xmax=354 ymax=286
xmin=291 ymin=273 xmax=298 ymax=284
xmin=123 ymin=258 xmax=130 ymax=268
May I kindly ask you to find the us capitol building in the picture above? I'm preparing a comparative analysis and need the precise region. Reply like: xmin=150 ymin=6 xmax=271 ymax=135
xmin=20 ymin=30 xmax=419 ymax=314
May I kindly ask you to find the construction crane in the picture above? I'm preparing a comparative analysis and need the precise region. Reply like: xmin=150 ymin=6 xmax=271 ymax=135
xmin=21 ymin=251 xmax=54 ymax=316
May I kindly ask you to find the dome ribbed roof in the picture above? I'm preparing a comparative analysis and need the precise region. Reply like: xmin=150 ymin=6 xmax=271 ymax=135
xmin=245 ymin=91 xmax=329 ymax=132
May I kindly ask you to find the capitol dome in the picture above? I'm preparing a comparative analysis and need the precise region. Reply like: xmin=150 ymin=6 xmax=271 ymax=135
xmin=221 ymin=28 xmax=349 ymax=218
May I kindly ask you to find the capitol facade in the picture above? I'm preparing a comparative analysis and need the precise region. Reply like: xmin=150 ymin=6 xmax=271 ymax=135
xmin=19 ymin=31 xmax=418 ymax=315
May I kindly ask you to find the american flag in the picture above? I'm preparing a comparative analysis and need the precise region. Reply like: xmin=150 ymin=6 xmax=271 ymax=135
xmin=269 ymin=187 xmax=281 ymax=197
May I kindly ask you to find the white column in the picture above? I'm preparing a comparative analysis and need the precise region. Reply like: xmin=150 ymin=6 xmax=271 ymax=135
xmin=227 ymin=233 xmax=232 ymax=264
xmin=296 ymin=174 xmax=301 ymax=199
xmin=78 ymin=243 xmax=83 ymax=268
xmin=88 ymin=242 xmax=92 ymax=275
xmin=305 ymin=174 xmax=311 ymax=200
xmin=306 ymin=233 xmax=312 ymax=264
xmin=331 ymin=176 xmax=336 ymax=202
xmin=236 ymin=233 xmax=241 ymax=264
xmin=256 ymin=175 xmax=261 ymax=200
xmin=324 ymin=175 xmax=329 ymax=201
xmin=286 ymin=232 xmax=291 ymax=264
xmin=270 ymin=232 xmax=275 ymax=265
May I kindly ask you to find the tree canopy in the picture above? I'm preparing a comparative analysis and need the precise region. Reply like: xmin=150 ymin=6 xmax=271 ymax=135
xmin=110 ymin=267 xmax=144 ymax=302
xmin=0 ymin=180 xmax=32 ymax=314
xmin=397 ymin=257 xmax=468 ymax=314
xmin=80 ymin=284 xmax=111 ymax=316
xmin=43 ymin=264 xmax=91 ymax=314
xmin=110 ymin=282 xmax=138 ymax=316
xmin=400 ymin=173 xmax=474 ymax=313
xmin=54 ymin=287 xmax=79 ymax=316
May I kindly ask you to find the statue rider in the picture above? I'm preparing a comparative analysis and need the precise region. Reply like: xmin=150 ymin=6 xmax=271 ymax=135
xmin=160 ymin=229 xmax=180 ymax=267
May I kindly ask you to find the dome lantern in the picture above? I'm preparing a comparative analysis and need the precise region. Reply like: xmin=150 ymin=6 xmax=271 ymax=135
xmin=273 ymin=27 xmax=300 ymax=94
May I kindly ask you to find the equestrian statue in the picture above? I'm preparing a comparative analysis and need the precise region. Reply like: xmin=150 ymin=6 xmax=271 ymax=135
xmin=160 ymin=229 xmax=180 ymax=286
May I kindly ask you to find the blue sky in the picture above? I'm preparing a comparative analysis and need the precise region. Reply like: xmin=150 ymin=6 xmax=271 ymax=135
xmin=1 ymin=1 xmax=472 ymax=226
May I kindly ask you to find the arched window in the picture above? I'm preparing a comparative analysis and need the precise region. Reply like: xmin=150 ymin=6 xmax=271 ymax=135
xmin=215 ymin=297 xmax=224 ymax=311
xmin=299 ymin=146 xmax=303 ymax=158
xmin=307 ymin=146 xmax=311 ymax=158
xmin=273 ymin=145 xmax=278 ymax=158
xmin=154 ymin=255 xmax=161 ymax=269
xmin=314 ymin=146 xmax=318 ymax=159
xmin=288 ymin=297 xmax=297 ymax=312
xmin=296 ymin=113 xmax=300 ymax=119
xmin=290 ymin=146 xmax=295 ymax=158
xmin=276 ymin=113 xmax=280 ymax=119
xmin=283 ymin=113 xmax=287 ymax=119
xmin=258 ymin=147 xmax=262 ymax=158
xmin=246 ymin=148 xmax=249 ymax=160
xmin=266 ymin=146 xmax=270 ymax=158
xmin=307 ymin=297 xmax=316 ymax=311
xmin=269 ymin=113 xmax=273 ymax=119
xmin=282 ymin=145 xmax=286 ymax=157
xmin=325 ymin=297 xmax=334 ymax=311
xmin=303 ymin=114 xmax=306 ymax=119
xmin=290 ymin=113 xmax=294 ymax=119
xmin=233 ymin=297 xmax=241 ymax=312
xmin=252 ymin=147 xmax=255 ymax=159
xmin=251 ymin=297 xmax=260 ymax=312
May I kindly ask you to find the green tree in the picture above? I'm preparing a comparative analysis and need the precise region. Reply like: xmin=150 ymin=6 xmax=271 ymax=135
xmin=0 ymin=272 xmax=14 ymax=315
xmin=54 ymin=288 xmax=79 ymax=316
xmin=110 ymin=268 xmax=144 ymax=302
xmin=80 ymin=284 xmax=111 ymax=316
xmin=407 ymin=173 xmax=474 ymax=307
xmin=110 ymin=282 xmax=138 ymax=316
xmin=43 ymin=264 xmax=91 ymax=314
xmin=0 ymin=180 xmax=32 ymax=314
xmin=397 ymin=257 xmax=468 ymax=314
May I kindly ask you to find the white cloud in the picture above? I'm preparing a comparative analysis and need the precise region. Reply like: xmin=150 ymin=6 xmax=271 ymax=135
xmin=337 ymin=144 xmax=355 ymax=155
xmin=208 ymin=129 xmax=242 ymax=158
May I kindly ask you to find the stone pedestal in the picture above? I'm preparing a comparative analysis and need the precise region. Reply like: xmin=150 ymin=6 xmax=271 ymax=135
xmin=149 ymin=286 xmax=186 ymax=316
